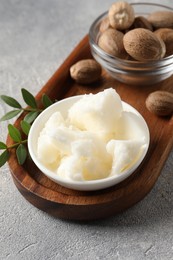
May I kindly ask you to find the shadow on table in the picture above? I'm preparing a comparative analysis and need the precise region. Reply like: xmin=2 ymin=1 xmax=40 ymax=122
xmin=58 ymin=163 xmax=173 ymax=227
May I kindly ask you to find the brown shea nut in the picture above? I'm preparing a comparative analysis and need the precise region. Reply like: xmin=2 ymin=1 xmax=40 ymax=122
xmin=99 ymin=17 xmax=112 ymax=33
xmin=146 ymin=91 xmax=173 ymax=116
xmin=123 ymin=28 xmax=166 ymax=61
xmin=70 ymin=59 xmax=102 ymax=84
xmin=147 ymin=11 xmax=173 ymax=29
xmin=132 ymin=16 xmax=153 ymax=31
xmin=98 ymin=28 xmax=127 ymax=58
xmin=108 ymin=1 xmax=135 ymax=30
xmin=154 ymin=28 xmax=173 ymax=57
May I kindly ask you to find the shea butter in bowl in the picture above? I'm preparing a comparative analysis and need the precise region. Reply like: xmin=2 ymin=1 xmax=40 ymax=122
xmin=28 ymin=88 xmax=150 ymax=191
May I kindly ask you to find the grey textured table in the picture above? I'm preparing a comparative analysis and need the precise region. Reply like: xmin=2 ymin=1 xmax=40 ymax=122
xmin=0 ymin=0 xmax=173 ymax=259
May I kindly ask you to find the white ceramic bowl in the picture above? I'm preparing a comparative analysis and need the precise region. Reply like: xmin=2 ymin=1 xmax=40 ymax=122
xmin=28 ymin=95 xmax=150 ymax=191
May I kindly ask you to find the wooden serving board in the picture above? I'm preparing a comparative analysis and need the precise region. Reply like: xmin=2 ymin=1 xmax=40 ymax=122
xmin=7 ymin=35 xmax=173 ymax=221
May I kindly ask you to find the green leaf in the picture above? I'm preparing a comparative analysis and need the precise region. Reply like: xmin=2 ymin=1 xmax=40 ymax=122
xmin=8 ymin=124 xmax=22 ymax=142
xmin=42 ymin=94 xmax=53 ymax=108
xmin=21 ymin=88 xmax=37 ymax=108
xmin=20 ymin=120 xmax=31 ymax=135
xmin=0 ymin=141 xmax=7 ymax=150
xmin=0 ymin=110 xmax=21 ymax=122
xmin=16 ymin=144 xmax=27 ymax=165
xmin=1 ymin=95 xmax=22 ymax=108
xmin=0 ymin=150 xmax=10 ymax=167
xmin=24 ymin=111 xmax=39 ymax=124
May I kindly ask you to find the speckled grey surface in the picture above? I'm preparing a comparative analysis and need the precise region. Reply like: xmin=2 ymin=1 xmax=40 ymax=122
xmin=0 ymin=0 xmax=173 ymax=259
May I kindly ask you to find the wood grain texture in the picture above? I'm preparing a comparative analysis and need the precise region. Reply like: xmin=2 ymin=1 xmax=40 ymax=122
xmin=7 ymin=35 xmax=173 ymax=221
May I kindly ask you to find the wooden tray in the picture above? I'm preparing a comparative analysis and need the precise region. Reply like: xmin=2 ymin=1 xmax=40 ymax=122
xmin=7 ymin=35 xmax=173 ymax=221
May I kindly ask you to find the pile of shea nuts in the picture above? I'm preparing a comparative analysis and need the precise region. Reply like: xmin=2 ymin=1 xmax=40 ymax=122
xmin=98 ymin=1 xmax=173 ymax=61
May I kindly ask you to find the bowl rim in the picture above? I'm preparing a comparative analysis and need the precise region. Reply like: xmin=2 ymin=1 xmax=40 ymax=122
xmin=89 ymin=2 xmax=173 ymax=67
xmin=28 ymin=95 xmax=150 ymax=191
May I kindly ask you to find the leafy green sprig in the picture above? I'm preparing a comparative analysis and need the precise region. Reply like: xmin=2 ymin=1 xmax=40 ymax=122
xmin=0 ymin=88 xmax=53 ymax=167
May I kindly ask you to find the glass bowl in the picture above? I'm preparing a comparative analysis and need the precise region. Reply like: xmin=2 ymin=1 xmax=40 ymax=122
xmin=89 ymin=2 xmax=173 ymax=85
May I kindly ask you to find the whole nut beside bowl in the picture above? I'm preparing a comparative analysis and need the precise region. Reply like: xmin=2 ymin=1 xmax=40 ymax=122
xmin=146 ymin=91 xmax=173 ymax=116
xmin=70 ymin=59 xmax=102 ymax=84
